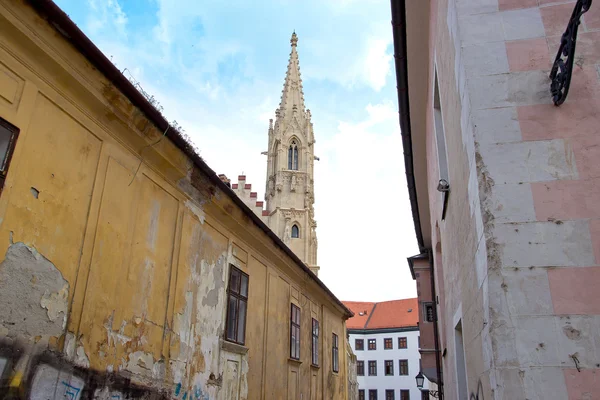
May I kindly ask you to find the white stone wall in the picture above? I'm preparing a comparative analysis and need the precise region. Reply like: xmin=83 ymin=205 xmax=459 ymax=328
xmin=424 ymin=0 xmax=600 ymax=398
xmin=349 ymin=329 xmax=425 ymax=400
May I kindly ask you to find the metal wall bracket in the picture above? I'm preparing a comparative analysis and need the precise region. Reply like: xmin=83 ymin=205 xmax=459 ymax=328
xmin=550 ymin=0 xmax=592 ymax=106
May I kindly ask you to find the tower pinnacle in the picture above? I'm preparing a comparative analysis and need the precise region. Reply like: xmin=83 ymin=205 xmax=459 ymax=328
xmin=291 ymin=31 xmax=298 ymax=47
xmin=278 ymin=32 xmax=305 ymax=117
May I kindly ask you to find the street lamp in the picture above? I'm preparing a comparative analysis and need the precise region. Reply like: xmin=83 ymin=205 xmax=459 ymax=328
xmin=415 ymin=371 xmax=440 ymax=399
xmin=415 ymin=371 xmax=425 ymax=389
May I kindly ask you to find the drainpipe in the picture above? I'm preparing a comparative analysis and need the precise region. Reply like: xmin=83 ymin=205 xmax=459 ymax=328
xmin=429 ymin=249 xmax=444 ymax=399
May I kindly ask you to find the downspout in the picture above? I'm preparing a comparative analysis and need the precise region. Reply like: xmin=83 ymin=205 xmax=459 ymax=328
xmin=429 ymin=249 xmax=444 ymax=399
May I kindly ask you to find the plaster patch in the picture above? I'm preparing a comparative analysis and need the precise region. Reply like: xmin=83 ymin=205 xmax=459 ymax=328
xmin=76 ymin=345 xmax=90 ymax=368
xmin=104 ymin=311 xmax=132 ymax=347
xmin=0 ymin=242 xmax=69 ymax=339
xmin=125 ymin=351 xmax=156 ymax=376
xmin=64 ymin=332 xmax=91 ymax=368
xmin=147 ymin=200 xmax=161 ymax=250
xmin=40 ymin=283 xmax=69 ymax=328
xmin=201 ymin=255 xmax=225 ymax=308
xmin=185 ymin=200 xmax=205 ymax=224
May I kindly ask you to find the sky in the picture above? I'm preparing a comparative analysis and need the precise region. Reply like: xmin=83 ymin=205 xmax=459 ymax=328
xmin=55 ymin=0 xmax=419 ymax=302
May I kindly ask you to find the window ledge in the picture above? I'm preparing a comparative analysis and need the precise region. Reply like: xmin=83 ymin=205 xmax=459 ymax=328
xmin=310 ymin=364 xmax=320 ymax=369
xmin=220 ymin=339 xmax=248 ymax=355
xmin=288 ymin=358 xmax=302 ymax=365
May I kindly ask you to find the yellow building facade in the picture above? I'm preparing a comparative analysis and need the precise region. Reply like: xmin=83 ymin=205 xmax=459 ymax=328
xmin=0 ymin=1 xmax=352 ymax=399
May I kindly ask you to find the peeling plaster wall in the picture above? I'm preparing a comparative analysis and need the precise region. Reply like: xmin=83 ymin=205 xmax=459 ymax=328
xmin=421 ymin=0 xmax=600 ymax=399
xmin=0 ymin=243 xmax=69 ymax=339
xmin=0 ymin=1 xmax=350 ymax=399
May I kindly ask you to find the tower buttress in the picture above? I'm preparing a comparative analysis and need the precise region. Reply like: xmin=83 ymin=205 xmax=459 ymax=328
xmin=264 ymin=32 xmax=319 ymax=276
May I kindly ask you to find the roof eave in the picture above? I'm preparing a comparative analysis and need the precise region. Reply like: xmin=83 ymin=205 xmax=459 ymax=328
xmin=390 ymin=0 xmax=432 ymax=254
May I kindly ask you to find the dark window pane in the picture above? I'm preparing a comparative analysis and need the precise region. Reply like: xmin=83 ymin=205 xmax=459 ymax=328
xmin=288 ymin=146 xmax=293 ymax=169
xmin=399 ymin=337 xmax=407 ymax=349
xmin=355 ymin=339 xmax=364 ymax=351
xmin=399 ymin=360 xmax=409 ymax=375
xmin=0 ymin=128 xmax=12 ymax=171
xmin=332 ymin=333 xmax=339 ymax=372
xmin=290 ymin=304 xmax=300 ymax=359
xmin=226 ymin=296 xmax=237 ymax=341
xmin=386 ymin=390 xmax=395 ymax=400
xmin=293 ymin=146 xmax=298 ymax=170
xmin=292 ymin=224 xmax=299 ymax=238
xmin=312 ymin=319 xmax=319 ymax=366
xmin=368 ymin=360 xmax=377 ymax=376
xmin=385 ymin=360 xmax=394 ymax=375
xmin=237 ymin=300 xmax=247 ymax=344
xmin=401 ymin=390 xmax=410 ymax=400
xmin=240 ymin=274 xmax=248 ymax=297
xmin=425 ymin=303 xmax=434 ymax=322
xmin=384 ymin=338 xmax=392 ymax=349
xmin=0 ymin=120 xmax=18 ymax=195
xmin=225 ymin=265 xmax=249 ymax=345
xmin=230 ymin=269 xmax=240 ymax=294
xmin=359 ymin=390 xmax=365 ymax=400
xmin=368 ymin=338 xmax=376 ymax=350
xmin=357 ymin=360 xmax=364 ymax=376
xmin=369 ymin=390 xmax=377 ymax=400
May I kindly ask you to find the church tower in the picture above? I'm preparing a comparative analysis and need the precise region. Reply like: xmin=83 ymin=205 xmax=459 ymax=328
xmin=264 ymin=32 xmax=319 ymax=275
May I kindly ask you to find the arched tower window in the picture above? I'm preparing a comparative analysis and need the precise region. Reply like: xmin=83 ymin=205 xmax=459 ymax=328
xmin=288 ymin=140 xmax=299 ymax=170
xmin=291 ymin=224 xmax=300 ymax=238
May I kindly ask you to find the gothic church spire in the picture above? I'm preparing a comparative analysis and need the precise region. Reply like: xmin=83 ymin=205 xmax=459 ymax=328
xmin=278 ymin=31 xmax=306 ymax=117
xmin=263 ymin=32 xmax=319 ymax=276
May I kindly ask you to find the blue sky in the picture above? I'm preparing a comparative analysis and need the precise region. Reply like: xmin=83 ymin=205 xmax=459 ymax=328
xmin=55 ymin=0 xmax=418 ymax=301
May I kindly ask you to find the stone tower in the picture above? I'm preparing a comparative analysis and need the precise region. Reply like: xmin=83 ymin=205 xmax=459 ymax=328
xmin=264 ymin=32 xmax=319 ymax=275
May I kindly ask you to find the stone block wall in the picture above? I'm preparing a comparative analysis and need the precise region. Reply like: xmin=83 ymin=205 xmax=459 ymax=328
xmin=429 ymin=0 xmax=600 ymax=398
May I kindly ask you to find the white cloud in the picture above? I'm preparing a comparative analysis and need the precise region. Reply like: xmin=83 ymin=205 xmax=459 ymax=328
xmin=302 ymin=33 xmax=393 ymax=92
xmin=87 ymin=0 xmax=127 ymax=38
xmin=363 ymin=37 xmax=393 ymax=91
xmin=315 ymin=103 xmax=418 ymax=301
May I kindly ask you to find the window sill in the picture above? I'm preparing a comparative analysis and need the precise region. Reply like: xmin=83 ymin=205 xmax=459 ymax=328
xmin=288 ymin=358 xmax=302 ymax=365
xmin=220 ymin=339 xmax=248 ymax=355
xmin=310 ymin=364 xmax=320 ymax=369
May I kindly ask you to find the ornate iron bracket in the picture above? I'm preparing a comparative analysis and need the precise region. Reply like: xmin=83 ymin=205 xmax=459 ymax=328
xmin=550 ymin=0 xmax=592 ymax=106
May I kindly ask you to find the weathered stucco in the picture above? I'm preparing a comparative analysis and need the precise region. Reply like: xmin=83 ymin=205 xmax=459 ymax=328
xmin=412 ymin=0 xmax=600 ymax=398
xmin=0 ymin=1 xmax=350 ymax=399
xmin=0 ymin=242 xmax=69 ymax=340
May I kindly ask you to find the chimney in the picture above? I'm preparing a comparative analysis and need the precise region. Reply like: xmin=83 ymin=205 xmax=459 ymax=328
xmin=218 ymin=174 xmax=231 ymax=188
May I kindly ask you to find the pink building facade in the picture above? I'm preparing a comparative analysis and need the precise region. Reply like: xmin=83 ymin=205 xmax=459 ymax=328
xmin=393 ymin=0 xmax=600 ymax=399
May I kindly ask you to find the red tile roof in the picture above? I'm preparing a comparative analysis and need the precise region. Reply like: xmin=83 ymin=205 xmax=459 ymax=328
xmin=343 ymin=301 xmax=376 ymax=329
xmin=343 ymin=298 xmax=418 ymax=330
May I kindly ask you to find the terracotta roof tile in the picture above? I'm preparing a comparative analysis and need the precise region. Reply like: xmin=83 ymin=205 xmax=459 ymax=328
xmin=343 ymin=301 xmax=376 ymax=329
xmin=343 ymin=298 xmax=418 ymax=330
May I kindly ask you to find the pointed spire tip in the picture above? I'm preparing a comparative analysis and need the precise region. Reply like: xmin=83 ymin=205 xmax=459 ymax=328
xmin=291 ymin=31 xmax=298 ymax=47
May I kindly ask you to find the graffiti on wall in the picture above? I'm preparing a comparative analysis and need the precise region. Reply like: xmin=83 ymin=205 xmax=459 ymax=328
xmin=0 ymin=339 xmax=210 ymax=400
